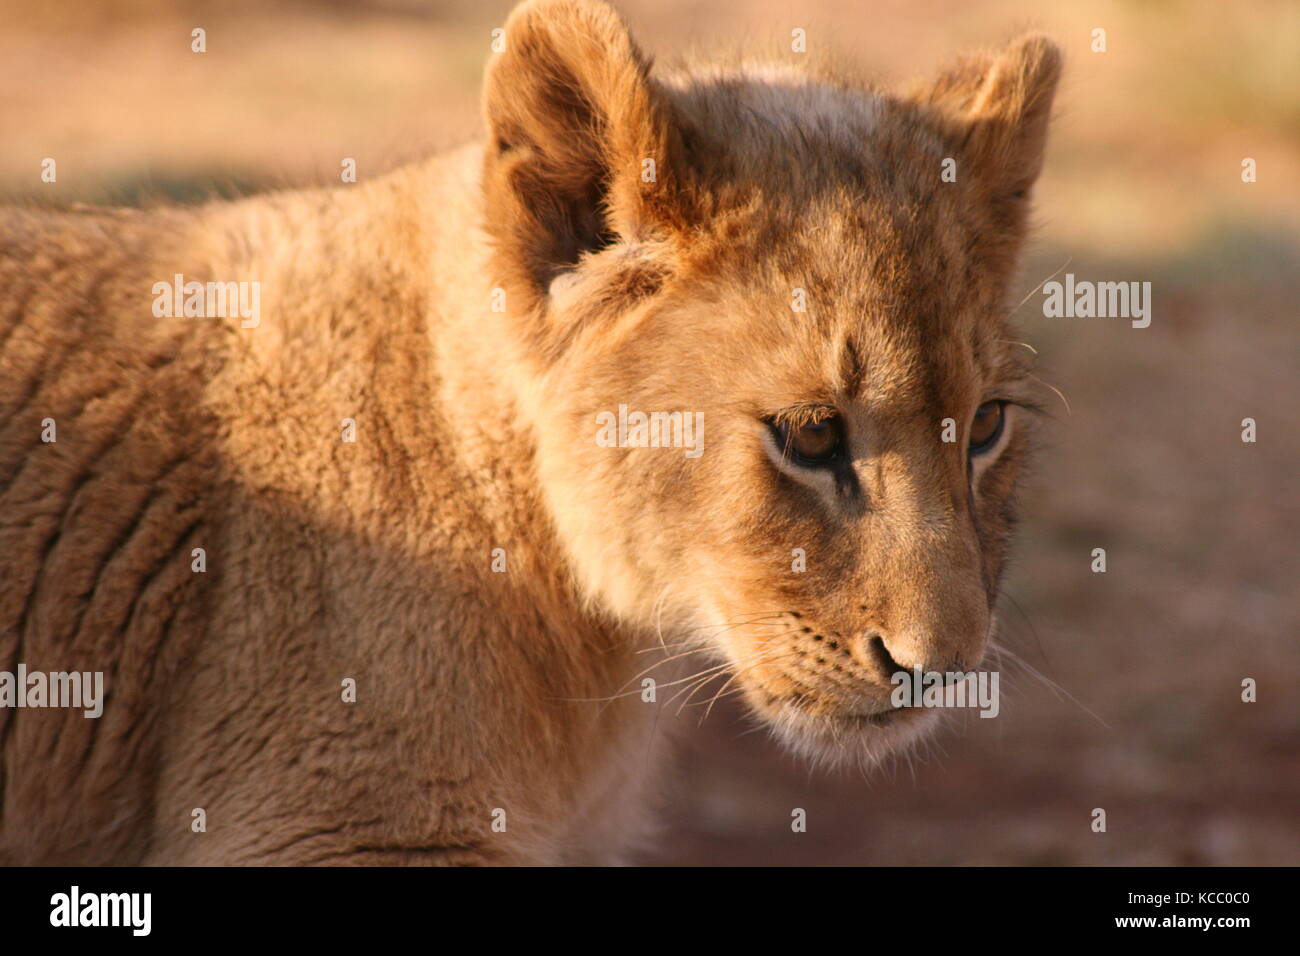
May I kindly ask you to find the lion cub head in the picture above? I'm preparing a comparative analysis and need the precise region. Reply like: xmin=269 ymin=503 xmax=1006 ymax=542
xmin=481 ymin=0 xmax=1061 ymax=764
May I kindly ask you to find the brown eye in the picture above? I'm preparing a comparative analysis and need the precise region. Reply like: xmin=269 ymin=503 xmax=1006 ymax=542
xmin=969 ymin=401 xmax=1006 ymax=454
xmin=773 ymin=415 xmax=845 ymax=466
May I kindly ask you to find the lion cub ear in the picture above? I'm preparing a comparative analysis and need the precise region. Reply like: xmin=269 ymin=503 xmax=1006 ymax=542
xmin=922 ymin=33 xmax=1062 ymax=200
xmin=481 ymin=0 xmax=684 ymax=304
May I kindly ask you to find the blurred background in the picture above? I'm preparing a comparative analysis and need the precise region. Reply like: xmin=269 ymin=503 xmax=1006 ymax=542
xmin=3 ymin=0 xmax=1295 ymax=864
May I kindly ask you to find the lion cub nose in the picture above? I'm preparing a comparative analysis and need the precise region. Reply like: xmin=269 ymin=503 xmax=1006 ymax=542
xmin=858 ymin=632 xmax=906 ymax=684
xmin=855 ymin=631 xmax=983 ymax=685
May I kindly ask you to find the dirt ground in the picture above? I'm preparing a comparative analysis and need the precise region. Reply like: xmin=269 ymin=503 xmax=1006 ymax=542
xmin=3 ymin=0 xmax=1296 ymax=865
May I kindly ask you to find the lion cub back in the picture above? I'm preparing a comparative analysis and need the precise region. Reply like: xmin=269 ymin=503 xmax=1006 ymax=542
xmin=0 ymin=206 xmax=219 ymax=863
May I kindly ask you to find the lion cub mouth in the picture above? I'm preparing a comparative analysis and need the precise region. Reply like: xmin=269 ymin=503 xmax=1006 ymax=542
xmin=744 ymin=685 xmax=944 ymax=767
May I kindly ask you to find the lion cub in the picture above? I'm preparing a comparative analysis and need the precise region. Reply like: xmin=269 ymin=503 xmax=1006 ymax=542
xmin=0 ymin=0 xmax=1059 ymax=864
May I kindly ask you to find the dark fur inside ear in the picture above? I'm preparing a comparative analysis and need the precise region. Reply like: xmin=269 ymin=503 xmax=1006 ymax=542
xmin=481 ymin=0 xmax=686 ymax=307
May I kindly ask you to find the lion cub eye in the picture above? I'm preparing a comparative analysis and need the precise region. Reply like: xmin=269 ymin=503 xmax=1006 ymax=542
xmin=968 ymin=401 xmax=1006 ymax=454
xmin=772 ymin=415 xmax=845 ymax=466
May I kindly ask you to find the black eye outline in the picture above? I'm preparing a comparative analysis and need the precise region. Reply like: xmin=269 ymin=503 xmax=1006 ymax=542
xmin=768 ymin=415 xmax=846 ymax=468
xmin=968 ymin=400 xmax=1007 ymax=456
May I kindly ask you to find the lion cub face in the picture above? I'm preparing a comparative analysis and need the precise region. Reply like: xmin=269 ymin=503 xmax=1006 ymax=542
xmin=482 ymin=0 xmax=1060 ymax=764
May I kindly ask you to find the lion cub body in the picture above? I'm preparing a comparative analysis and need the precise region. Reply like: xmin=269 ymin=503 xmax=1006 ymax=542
xmin=0 ymin=0 xmax=1058 ymax=864
xmin=1 ymin=148 xmax=661 ymax=864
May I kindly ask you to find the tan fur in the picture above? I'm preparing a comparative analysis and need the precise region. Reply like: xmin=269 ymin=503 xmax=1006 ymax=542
xmin=0 ymin=0 xmax=1060 ymax=864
